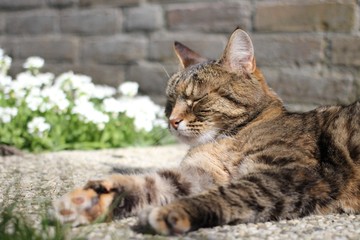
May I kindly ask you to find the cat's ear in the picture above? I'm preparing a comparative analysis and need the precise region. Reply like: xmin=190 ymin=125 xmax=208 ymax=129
xmin=174 ymin=41 xmax=208 ymax=68
xmin=220 ymin=29 xmax=256 ymax=73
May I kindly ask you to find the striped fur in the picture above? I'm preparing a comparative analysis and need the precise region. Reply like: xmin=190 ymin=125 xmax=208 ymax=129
xmin=54 ymin=29 xmax=360 ymax=235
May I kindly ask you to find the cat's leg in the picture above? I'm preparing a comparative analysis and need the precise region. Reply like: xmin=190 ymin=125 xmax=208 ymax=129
xmin=54 ymin=169 xmax=201 ymax=226
xmin=54 ymin=147 xmax=231 ymax=226
xmin=138 ymin=167 xmax=337 ymax=235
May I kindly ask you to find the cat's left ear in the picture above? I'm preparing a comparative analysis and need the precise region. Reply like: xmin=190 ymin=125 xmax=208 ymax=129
xmin=174 ymin=41 xmax=208 ymax=68
xmin=220 ymin=29 xmax=256 ymax=73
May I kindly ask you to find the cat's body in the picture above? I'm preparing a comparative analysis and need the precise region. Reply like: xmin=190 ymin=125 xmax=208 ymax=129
xmin=54 ymin=29 xmax=360 ymax=235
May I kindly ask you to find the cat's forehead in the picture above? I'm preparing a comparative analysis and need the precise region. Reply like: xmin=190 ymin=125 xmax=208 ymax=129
xmin=167 ymin=61 xmax=223 ymax=97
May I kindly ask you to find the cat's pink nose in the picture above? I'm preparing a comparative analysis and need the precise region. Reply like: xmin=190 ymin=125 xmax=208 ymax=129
xmin=170 ymin=118 xmax=183 ymax=130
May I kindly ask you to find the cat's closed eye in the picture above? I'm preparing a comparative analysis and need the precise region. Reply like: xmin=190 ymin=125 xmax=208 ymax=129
xmin=193 ymin=93 xmax=208 ymax=103
xmin=185 ymin=100 xmax=193 ymax=107
xmin=184 ymin=93 xmax=208 ymax=111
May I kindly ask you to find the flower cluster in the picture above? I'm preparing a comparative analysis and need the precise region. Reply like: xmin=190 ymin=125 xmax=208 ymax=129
xmin=0 ymin=49 xmax=11 ymax=75
xmin=0 ymin=106 xmax=17 ymax=123
xmin=103 ymin=82 xmax=167 ymax=132
xmin=0 ymin=49 xmax=171 ymax=152
xmin=27 ymin=117 xmax=51 ymax=137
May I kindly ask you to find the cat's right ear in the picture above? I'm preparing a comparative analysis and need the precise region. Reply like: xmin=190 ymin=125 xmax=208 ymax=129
xmin=174 ymin=41 xmax=208 ymax=68
xmin=220 ymin=29 xmax=256 ymax=74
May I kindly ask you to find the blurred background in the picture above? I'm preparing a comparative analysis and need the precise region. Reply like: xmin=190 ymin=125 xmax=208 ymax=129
xmin=0 ymin=0 xmax=359 ymax=111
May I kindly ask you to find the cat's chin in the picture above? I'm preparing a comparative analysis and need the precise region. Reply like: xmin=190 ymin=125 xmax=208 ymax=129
xmin=176 ymin=135 xmax=199 ymax=146
xmin=171 ymin=129 xmax=218 ymax=147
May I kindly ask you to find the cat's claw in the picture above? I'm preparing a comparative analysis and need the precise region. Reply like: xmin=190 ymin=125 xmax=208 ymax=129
xmin=53 ymin=188 xmax=114 ymax=226
xmin=138 ymin=205 xmax=191 ymax=235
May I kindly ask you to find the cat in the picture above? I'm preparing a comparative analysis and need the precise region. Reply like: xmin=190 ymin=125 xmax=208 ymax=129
xmin=54 ymin=28 xmax=360 ymax=235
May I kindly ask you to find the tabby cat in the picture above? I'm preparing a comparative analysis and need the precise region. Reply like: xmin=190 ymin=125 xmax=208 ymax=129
xmin=54 ymin=29 xmax=360 ymax=235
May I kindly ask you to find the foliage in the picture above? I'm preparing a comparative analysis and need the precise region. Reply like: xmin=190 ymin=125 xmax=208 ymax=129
xmin=0 ymin=50 xmax=173 ymax=152
xmin=0 ymin=204 xmax=76 ymax=240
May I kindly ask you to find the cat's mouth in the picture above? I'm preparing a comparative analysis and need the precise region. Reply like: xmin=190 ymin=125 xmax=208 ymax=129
xmin=169 ymin=123 xmax=218 ymax=146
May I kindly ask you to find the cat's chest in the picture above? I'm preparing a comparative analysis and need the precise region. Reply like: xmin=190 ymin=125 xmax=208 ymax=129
xmin=183 ymin=136 xmax=279 ymax=179
xmin=183 ymin=140 xmax=249 ymax=176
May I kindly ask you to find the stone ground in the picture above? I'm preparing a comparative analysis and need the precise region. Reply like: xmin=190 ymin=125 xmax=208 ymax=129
xmin=1 ymin=144 xmax=359 ymax=240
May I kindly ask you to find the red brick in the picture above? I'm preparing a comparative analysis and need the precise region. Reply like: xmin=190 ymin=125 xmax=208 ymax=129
xmin=125 ymin=5 xmax=163 ymax=31
xmin=0 ymin=15 xmax=5 ymax=34
xmin=331 ymin=36 xmax=360 ymax=66
xmin=148 ymin=0 xmax=208 ymax=2
xmin=60 ymin=9 xmax=122 ymax=35
xmin=277 ymin=69 xmax=356 ymax=105
xmin=81 ymin=35 xmax=147 ymax=64
xmin=47 ymin=0 xmax=76 ymax=8
xmin=166 ymin=2 xmax=251 ymax=32
xmin=255 ymin=0 xmax=356 ymax=32
xmin=0 ymin=37 xmax=14 ymax=57
xmin=0 ymin=0 xmax=44 ymax=9
xmin=252 ymin=34 xmax=324 ymax=67
xmin=79 ymin=0 xmax=139 ymax=7
xmin=73 ymin=64 xmax=125 ymax=87
xmin=259 ymin=67 xmax=280 ymax=91
xmin=13 ymin=36 xmax=78 ymax=63
xmin=6 ymin=10 xmax=57 ymax=35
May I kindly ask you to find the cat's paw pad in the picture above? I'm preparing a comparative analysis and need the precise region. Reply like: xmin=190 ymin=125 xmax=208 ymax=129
xmin=84 ymin=179 xmax=114 ymax=193
xmin=138 ymin=206 xmax=191 ymax=235
xmin=53 ymin=188 xmax=114 ymax=226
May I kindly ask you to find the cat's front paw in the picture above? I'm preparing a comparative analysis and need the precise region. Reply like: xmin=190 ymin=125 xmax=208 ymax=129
xmin=53 ymin=188 xmax=114 ymax=226
xmin=138 ymin=205 xmax=191 ymax=235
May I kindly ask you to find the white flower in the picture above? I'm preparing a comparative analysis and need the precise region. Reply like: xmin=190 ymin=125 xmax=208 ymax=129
xmin=72 ymin=74 xmax=94 ymax=96
xmin=72 ymin=97 xmax=94 ymax=119
xmin=54 ymin=71 xmax=74 ymax=91
xmin=27 ymin=117 xmax=51 ymax=137
xmin=7 ymin=83 xmax=27 ymax=101
xmin=72 ymin=97 xmax=109 ymax=130
xmin=55 ymin=72 xmax=92 ymax=90
xmin=0 ymin=107 xmax=18 ymax=123
xmin=103 ymin=95 xmax=166 ymax=132
xmin=16 ymin=71 xmax=44 ymax=89
xmin=0 ymin=48 xmax=12 ymax=75
xmin=23 ymin=56 xmax=45 ymax=70
xmin=3 ymin=56 xmax=11 ymax=68
xmin=153 ymin=111 xmax=167 ymax=129
xmin=42 ymin=87 xmax=69 ymax=112
xmin=25 ymin=88 xmax=43 ymax=111
xmin=103 ymin=97 xmax=125 ymax=114
xmin=55 ymin=71 xmax=95 ymax=99
xmin=105 ymin=96 xmax=165 ymax=132
xmin=37 ymin=72 xmax=54 ymax=86
xmin=127 ymin=96 xmax=163 ymax=132
xmin=6 ymin=72 xmax=43 ymax=102
xmin=92 ymin=85 xmax=116 ymax=99
xmin=24 ymin=86 xmax=69 ymax=112
xmin=15 ymin=72 xmax=38 ymax=89
xmin=118 ymin=82 xmax=139 ymax=97
xmin=0 ymin=55 xmax=12 ymax=75
xmin=0 ymin=75 xmax=12 ymax=85
xmin=0 ymin=74 xmax=12 ymax=95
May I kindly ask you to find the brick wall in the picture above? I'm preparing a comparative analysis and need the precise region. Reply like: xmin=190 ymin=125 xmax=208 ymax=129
xmin=0 ymin=0 xmax=359 ymax=110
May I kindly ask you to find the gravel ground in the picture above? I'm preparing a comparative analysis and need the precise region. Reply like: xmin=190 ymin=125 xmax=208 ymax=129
xmin=1 ymin=144 xmax=359 ymax=240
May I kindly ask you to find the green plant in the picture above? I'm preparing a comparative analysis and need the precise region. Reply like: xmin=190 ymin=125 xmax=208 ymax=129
xmin=0 ymin=204 xmax=81 ymax=240
xmin=0 ymin=51 xmax=173 ymax=152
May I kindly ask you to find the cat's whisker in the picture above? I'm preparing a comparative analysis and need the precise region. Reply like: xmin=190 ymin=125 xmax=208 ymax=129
xmin=159 ymin=64 xmax=171 ymax=79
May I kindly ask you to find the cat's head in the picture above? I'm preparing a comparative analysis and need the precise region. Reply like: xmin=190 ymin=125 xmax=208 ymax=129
xmin=165 ymin=29 xmax=280 ymax=146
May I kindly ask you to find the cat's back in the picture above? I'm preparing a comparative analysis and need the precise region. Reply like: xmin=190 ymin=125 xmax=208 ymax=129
xmin=314 ymin=101 xmax=360 ymax=165
xmin=228 ymin=101 xmax=360 ymax=168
